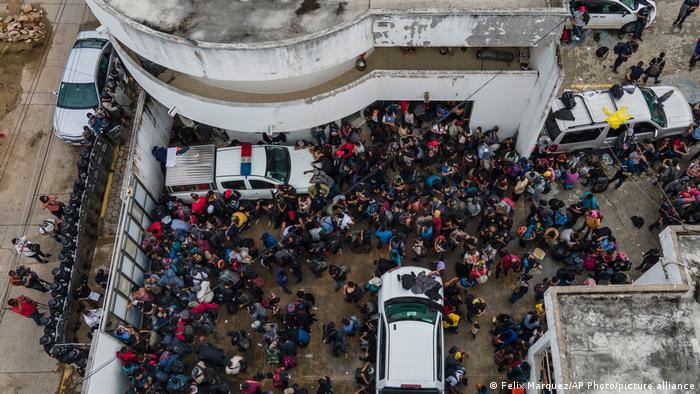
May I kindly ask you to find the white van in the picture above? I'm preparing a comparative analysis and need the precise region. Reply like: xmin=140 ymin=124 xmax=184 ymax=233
xmin=573 ymin=0 xmax=656 ymax=32
xmin=543 ymin=86 xmax=693 ymax=153
xmin=376 ymin=267 xmax=444 ymax=394
xmin=165 ymin=144 xmax=314 ymax=202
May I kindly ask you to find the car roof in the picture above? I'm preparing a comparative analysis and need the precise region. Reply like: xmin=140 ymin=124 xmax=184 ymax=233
xmin=379 ymin=267 xmax=443 ymax=306
xmin=61 ymin=32 xmax=108 ymax=84
xmin=552 ymin=87 xmax=650 ymax=130
xmin=386 ymin=320 xmax=436 ymax=383
xmin=165 ymin=145 xmax=216 ymax=186
xmin=216 ymin=145 xmax=267 ymax=178
xmin=76 ymin=30 xmax=107 ymax=40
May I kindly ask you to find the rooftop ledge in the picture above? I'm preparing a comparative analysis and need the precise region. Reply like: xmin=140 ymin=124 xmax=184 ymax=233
xmin=93 ymin=0 xmax=568 ymax=47
xmin=130 ymin=46 xmax=529 ymax=104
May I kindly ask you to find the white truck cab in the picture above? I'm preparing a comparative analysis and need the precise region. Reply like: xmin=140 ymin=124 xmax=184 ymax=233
xmin=165 ymin=144 xmax=314 ymax=202
xmin=543 ymin=86 xmax=693 ymax=153
xmin=376 ymin=267 xmax=444 ymax=394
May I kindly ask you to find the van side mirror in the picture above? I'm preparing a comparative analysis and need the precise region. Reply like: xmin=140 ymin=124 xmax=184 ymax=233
xmin=622 ymin=10 xmax=630 ymax=16
xmin=51 ymin=91 xmax=58 ymax=97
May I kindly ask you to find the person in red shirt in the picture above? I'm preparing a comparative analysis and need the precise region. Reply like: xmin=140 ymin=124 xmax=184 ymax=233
xmin=6 ymin=295 xmax=47 ymax=326
xmin=496 ymin=250 xmax=522 ymax=279
xmin=116 ymin=346 xmax=138 ymax=366
xmin=39 ymin=195 xmax=65 ymax=219
xmin=190 ymin=193 xmax=207 ymax=215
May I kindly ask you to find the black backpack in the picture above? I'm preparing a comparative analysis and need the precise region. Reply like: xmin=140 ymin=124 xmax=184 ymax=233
xmin=560 ymin=91 xmax=576 ymax=109
xmin=591 ymin=176 xmax=610 ymax=193
xmin=400 ymin=272 xmax=416 ymax=290
xmin=610 ymin=84 xmax=624 ymax=100
xmin=613 ymin=42 xmax=628 ymax=55
xmin=595 ymin=46 xmax=609 ymax=59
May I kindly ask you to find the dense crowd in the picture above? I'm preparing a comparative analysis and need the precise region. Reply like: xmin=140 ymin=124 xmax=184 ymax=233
xmin=82 ymin=97 xmax=699 ymax=393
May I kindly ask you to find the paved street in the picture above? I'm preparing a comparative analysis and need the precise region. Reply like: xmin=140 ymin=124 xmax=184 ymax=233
xmin=0 ymin=1 xmax=95 ymax=393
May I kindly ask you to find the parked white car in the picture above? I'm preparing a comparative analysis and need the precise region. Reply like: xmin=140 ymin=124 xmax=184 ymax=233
xmin=53 ymin=30 xmax=112 ymax=144
xmin=573 ymin=0 xmax=656 ymax=32
xmin=376 ymin=267 xmax=444 ymax=393
xmin=165 ymin=144 xmax=315 ymax=201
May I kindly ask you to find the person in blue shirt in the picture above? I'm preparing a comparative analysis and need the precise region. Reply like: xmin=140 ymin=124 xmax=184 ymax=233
xmin=341 ymin=316 xmax=359 ymax=336
xmin=425 ymin=174 xmax=443 ymax=192
xmin=374 ymin=226 xmax=392 ymax=250
xmin=275 ymin=268 xmax=292 ymax=294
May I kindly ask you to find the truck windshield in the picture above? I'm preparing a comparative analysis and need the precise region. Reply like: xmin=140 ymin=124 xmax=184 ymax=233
xmin=544 ymin=111 xmax=563 ymax=141
xmin=640 ymin=87 xmax=667 ymax=128
xmin=385 ymin=301 xmax=437 ymax=324
xmin=264 ymin=146 xmax=290 ymax=183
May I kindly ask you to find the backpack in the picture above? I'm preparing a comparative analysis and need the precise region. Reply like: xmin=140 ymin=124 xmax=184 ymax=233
xmin=610 ymin=84 xmax=624 ymax=100
xmin=595 ymin=46 xmax=609 ymax=59
xmin=400 ymin=272 xmax=416 ymax=290
xmin=282 ymin=355 xmax=297 ymax=369
xmin=297 ymin=329 xmax=310 ymax=346
xmin=646 ymin=60 xmax=661 ymax=76
xmin=272 ymin=370 xmax=290 ymax=388
xmin=613 ymin=42 xmax=627 ymax=55
xmin=551 ymin=243 xmax=568 ymax=261
xmin=591 ymin=176 xmax=610 ymax=193
xmin=560 ymin=91 xmax=576 ymax=109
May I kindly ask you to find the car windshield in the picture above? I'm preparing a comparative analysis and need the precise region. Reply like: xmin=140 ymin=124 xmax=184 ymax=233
xmin=264 ymin=146 xmax=290 ymax=183
xmin=640 ymin=87 xmax=666 ymax=128
xmin=544 ymin=110 xmax=564 ymax=140
xmin=73 ymin=38 xmax=107 ymax=49
xmin=57 ymin=82 xmax=97 ymax=110
xmin=385 ymin=301 xmax=438 ymax=324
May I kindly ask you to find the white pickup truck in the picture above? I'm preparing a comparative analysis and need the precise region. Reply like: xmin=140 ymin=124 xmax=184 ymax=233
xmin=165 ymin=144 xmax=315 ymax=202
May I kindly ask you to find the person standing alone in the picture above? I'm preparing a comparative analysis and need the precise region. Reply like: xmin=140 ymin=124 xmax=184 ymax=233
xmin=673 ymin=0 xmax=698 ymax=31
xmin=6 ymin=296 xmax=48 ymax=326
xmin=12 ymin=237 xmax=51 ymax=263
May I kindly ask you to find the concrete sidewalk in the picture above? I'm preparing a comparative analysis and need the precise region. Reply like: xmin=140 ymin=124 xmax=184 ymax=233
xmin=0 ymin=1 xmax=96 ymax=393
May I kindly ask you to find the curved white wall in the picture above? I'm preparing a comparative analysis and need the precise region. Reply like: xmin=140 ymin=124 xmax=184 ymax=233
xmin=191 ymin=55 xmax=363 ymax=94
xmin=86 ymin=0 xmax=374 ymax=85
xmin=113 ymin=38 xmax=538 ymax=137
xmin=87 ymin=0 xmax=567 ymax=94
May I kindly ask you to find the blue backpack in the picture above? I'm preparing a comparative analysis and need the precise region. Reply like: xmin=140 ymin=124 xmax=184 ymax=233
xmin=297 ymin=329 xmax=310 ymax=346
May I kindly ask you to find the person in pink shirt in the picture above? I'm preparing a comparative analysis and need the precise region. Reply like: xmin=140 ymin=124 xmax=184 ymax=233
xmin=563 ymin=166 xmax=580 ymax=190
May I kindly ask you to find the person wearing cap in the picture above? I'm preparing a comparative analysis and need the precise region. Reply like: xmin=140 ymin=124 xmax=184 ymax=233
xmin=571 ymin=6 xmax=589 ymax=42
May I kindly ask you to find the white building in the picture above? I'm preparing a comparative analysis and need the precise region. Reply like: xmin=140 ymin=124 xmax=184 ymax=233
xmin=86 ymin=0 xmax=570 ymax=155
xmin=526 ymin=226 xmax=700 ymax=394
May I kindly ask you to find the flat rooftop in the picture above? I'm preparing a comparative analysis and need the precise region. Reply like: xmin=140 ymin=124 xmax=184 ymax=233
xmin=104 ymin=0 xmax=562 ymax=44
xmin=555 ymin=292 xmax=700 ymax=391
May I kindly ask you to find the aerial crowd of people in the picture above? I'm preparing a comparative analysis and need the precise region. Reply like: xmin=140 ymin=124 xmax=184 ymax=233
xmin=6 ymin=95 xmax=700 ymax=393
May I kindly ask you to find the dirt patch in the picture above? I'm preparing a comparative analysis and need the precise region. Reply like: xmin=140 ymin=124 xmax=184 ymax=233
xmin=27 ymin=129 xmax=43 ymax=147
xmin=0 ymin=3 xmax=49 ymax=123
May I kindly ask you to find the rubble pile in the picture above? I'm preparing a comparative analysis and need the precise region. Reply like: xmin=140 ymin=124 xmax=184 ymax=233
xmin=0 ymin=4 xmax=47 ymax=43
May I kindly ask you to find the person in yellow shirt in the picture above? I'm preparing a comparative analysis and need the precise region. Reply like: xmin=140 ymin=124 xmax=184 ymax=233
xmin=443 ymin=312 xmax=460 ymax=332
